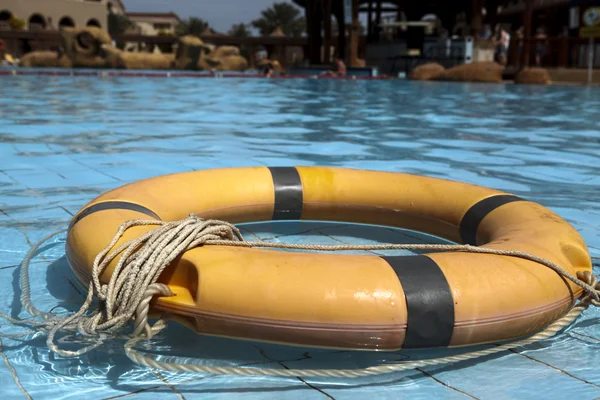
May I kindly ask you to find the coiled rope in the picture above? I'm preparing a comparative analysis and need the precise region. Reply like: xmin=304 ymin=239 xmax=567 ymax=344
xmin=1 ymin=214 xmax=599 ymax=377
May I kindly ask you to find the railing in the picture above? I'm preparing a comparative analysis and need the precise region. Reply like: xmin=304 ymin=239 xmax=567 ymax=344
xmin=507 ymin=37 xmax=600 ymax=69
xmin=0 ymin=30 xmax=309 ymax=46
xmin=116 ymin=33 xmax=308 ymax=47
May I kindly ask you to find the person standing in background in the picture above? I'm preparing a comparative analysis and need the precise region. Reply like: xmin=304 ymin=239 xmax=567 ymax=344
xmin=535 ymin=26 xmax=548 ymax=66
xmin=494 ymin=26 xmax=510 ymax=65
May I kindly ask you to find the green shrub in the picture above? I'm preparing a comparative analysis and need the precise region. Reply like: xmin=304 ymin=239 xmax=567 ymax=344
xmin=9 ymin=16 xmax=26 ymax=31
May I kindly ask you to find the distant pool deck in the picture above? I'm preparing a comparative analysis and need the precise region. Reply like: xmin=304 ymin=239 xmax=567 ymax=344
xmin=0 ymin=65 xmax=385 ymax=80
xmin=0 ymin=73 xmax=599 ymax=399
xmin=2 ymin=66 xmax=599 ymax=86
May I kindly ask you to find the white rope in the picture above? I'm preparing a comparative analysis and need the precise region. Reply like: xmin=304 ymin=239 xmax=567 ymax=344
xmin=1 ymin=214 xmax=598 ymax=377
xmin=123 ymin=302 xmax=590 ymax=377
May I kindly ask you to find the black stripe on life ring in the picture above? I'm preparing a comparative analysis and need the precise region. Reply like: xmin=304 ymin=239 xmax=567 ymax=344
xmin=68 ymin=201 xmax=161 ymax=231
xmin=460 ymin=194 xmax=524 ymax=245
xmin=268 ymin=167 xmax=303 ymax=220
xmin=382 ymin=255 xmax=455 ymax=348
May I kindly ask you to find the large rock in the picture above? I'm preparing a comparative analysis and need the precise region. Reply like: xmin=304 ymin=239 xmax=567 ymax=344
xmin=120 ymin=52 xmax=174 ymax=70
xmin=515 ymin=68 xmax=551 ymax=85
xmin=257 ymin=58 xmax=284 ymax=73
xmin=172 ymin=35 xmax=208 ymax=70
xmin=215 ymin=55 xmax=248 ymax=71
xmin=197 ymin=55 xmax=219 ymax=71
xmin=409 ymin=62 xmax=445 ymax=80
xmin=59 ymin=27 xmax=176 ymax=70
xmin=68 ymin=53 xmax=110 ymax=68
xmin=20 ymin=29 xmax=248 ymax=72
xmin=434 ymin=61 xmax=505 ymax=83
xmin=179 ymin=34 xmax=204 ymax=47
xmin=61 ymin=27 xmax=112 ymax=58
xmin=197 ymin=45 xmax=248 ymax=72
xmin=102 ymin=45 xmax=174 ymax=69
xmin=20 ymin=51 xmax=72 ymax=68
xmin=209 ymin=45 xmax=240 ymax=59
xmin=60 ymin=26 xmax=113 ymax=68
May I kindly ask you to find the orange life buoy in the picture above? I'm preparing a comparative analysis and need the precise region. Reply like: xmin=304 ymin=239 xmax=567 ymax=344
xmin=66 ymin=166 xmax=592 ymax=351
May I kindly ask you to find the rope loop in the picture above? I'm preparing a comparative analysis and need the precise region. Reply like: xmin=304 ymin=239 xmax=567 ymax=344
xmin=576 ymin=271 xmax=600 ymax=306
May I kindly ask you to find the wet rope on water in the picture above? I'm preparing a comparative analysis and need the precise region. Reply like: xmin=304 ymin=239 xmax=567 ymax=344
xmin=1 ymin=214 xmax=599 ymax=377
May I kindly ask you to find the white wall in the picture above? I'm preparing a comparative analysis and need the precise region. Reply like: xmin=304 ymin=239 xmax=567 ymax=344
xmin=0 ymin=0 xmax=108 ymax=29
xmin=130 ymin=20 xmax=155 ymax=36
xmin=127 ymin=18 xmax=177 ymax=36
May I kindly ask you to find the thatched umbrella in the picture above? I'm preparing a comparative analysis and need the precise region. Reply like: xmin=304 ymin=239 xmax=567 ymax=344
xmin=201 ymin=27 xmax=223 ymax=37
xmin=269 ymin=26 xmax=286 ymax=37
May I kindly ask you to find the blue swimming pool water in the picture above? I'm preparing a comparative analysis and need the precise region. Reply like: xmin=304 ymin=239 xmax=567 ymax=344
xmin=1 ymin=74 xmax=600 ymax=399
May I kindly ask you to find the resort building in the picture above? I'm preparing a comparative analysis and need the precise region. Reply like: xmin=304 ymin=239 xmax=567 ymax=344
xmin=294 ymin=0 xmax=600 ymax=73
xmin=125 ymin=12 xmax=181 ymax=36
xmin=0 ymin=0 xmax=126 ymax=31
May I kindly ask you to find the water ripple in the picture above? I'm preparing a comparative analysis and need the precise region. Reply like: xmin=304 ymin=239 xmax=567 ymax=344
xmin=0 ymin=75 xmax=600 ymax=398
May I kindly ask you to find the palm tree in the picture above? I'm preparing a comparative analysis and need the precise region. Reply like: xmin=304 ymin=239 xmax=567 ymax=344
xmin=176 ymin=17 xmax=210 ymax=37
xmin=228 ymin=23 xmax=251 ymax=37
xmin=107 ymin=7 xmax=135 ymax=49
xmin=107 ymin=10 xmax=134 ymax=37
xmin=251 ymin=2 xmax=305 ymax=38
xmin=227 ymin=23 xmax=252 ymax=60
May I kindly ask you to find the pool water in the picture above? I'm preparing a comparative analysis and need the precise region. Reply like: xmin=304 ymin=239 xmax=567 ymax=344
xmin=1 ymin=74 xmax=600 ymax=399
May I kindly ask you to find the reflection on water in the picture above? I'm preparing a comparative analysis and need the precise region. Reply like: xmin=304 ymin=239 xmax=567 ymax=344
xmin=0 ymin=75 xmax=599 ymax=398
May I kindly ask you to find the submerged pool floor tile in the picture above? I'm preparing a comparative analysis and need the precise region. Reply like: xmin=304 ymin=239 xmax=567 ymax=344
xmin=420 ymin=352 xmax=600 ymax=400
xmin=0 ymin=73 xmax=599 ymax=399
xmin=0 ymin=344 xmax=185 ymax=400
xmin=158 ymin=375 xmax=334 ymax=400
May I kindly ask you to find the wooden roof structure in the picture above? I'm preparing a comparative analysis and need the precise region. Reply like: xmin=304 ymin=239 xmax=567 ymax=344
xmin=293 ymin=0 xmax=572 ymax=66
xmin=293 ymin=0 xmax=480 ymax=65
